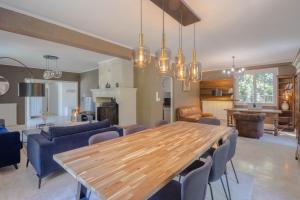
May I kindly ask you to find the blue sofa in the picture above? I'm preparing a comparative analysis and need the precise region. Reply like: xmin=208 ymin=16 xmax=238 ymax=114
xmin=0 ymin=132 xmax=23 ymax=169
xmin=0 ymin=119 xmax=23 ymax=169
xmin=26 ymin=119 xmax=123 ymax=188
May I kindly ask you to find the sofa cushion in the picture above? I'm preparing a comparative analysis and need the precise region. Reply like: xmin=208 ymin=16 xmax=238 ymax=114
xmin=48 ymin=119 xmax=111 ymax=140
xmin=0 ymin=127 xmax=8 ymax=134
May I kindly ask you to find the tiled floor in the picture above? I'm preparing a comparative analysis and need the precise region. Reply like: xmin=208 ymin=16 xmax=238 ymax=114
xmin=0 ymin=133 xmax=299 ymax=200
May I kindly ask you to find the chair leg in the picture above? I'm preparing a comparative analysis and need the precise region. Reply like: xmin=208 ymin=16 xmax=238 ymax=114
xmin=220 ymin=177 xmax=229 ymax=200
xmin=225 ymin=169 xmax=232 ymax=200
xmin=208 ymin=183 xmax=214 ymax=200
xmin=38 ymin=177 xmax=42 ymax=189
xmin=26 ymin=159 xmax=29 ymax=168
xmin=230 ymin=159 xmax=239 ymax=184
xmin=13 ymin=164 xmax=18 ymax=169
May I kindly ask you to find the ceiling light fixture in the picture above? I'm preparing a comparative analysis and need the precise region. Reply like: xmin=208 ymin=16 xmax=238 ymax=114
xmin=222 ymin=56 xmax=245 ymax=78
xmin=155 ymin=0 xmax=172 ymax=74
xmin=189 ymin=23 xmax=202 ymax=82
xmin=43 ymin=55 xmax=62 ymax=79
xmin=174 ymin=13 xmax=188 ymax=81
xmin=133 ymin=0 xmax=151 ymax=68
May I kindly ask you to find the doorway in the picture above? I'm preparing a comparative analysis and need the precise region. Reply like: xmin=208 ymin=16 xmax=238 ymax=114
xmin=25 ymin=79 xmax=78 ymax=127
xmin=161 ymin=76 xmax=173 ymax=123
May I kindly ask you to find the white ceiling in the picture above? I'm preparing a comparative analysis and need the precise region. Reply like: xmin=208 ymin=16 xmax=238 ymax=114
xmin=0 ymin=30 xmax=113 ymax=73
xmin=0 ymin=0 xmax=300 ymax=72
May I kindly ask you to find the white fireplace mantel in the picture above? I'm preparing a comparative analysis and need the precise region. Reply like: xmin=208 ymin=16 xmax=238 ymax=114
xmin=91 ymin=87 xmax=137 ymax=126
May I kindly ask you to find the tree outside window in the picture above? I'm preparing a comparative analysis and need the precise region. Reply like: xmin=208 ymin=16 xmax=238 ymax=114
xmin=236 ymin=68 xmax=277 ymax=105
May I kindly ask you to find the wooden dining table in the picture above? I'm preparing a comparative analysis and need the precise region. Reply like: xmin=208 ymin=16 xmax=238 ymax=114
xmin=53 ymin=121 xmax=233 ymax=200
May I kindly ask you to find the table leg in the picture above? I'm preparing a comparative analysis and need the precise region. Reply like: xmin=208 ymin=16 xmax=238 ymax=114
xmin=76 ymin=182 xmax=82 ymax=200
xmin=76 ymin=182 xmax=88 ymax=200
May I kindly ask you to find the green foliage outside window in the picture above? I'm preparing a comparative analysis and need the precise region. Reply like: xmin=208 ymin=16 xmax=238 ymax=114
xmin=237 ymin=71 xmax=274 ymax=104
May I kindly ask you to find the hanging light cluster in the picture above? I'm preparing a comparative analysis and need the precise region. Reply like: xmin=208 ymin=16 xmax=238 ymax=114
xmin=133 ymin=0 xmax=202 ymax=82
xmin=132 ymin=0 xmax=151 ymax=68
xmin=174 ymin=14 xmax=188 ymax=80
xmin=43 ymin=55 xmax=62 ymax=80
xmin=189 ymin=24 xmax=202 ymax=82
xmin=155 ymin=0 xmax=172 ymax=74
xmin=222 ymin=56 xmax=245 ymax=79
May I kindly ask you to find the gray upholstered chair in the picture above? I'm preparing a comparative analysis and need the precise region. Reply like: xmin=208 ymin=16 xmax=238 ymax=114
xmin=88 ymin=131 xmax=119 ymax=145
xmin=148 ymin=157 xmax=212 ymax=200
xmin=180 ymin=140 xmax=231 ymax=200
xmin=198 ymin=118 xmax=221 ymax=126
xmin=226 ymin=131 xmax=239 ymax=184
xmin=123 ymin=124 xmax=146 ymax=136
xmin=208 ymin=140 xmax=231 ymax=200
xmin=155 ymin=120 xmax=169 ymax=127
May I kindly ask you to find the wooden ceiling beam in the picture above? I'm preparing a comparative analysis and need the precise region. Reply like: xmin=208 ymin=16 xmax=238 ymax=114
xmin=150 ymin=0 xmax=201 ymax=26
xmin=0 ymin=7 xmax=132 ymax=60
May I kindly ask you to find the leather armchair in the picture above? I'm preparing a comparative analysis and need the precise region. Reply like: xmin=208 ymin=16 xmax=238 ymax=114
xmin=176 ymin=106 xmax=213 ymax=122
xmin=233 ymin=112 xmax=266 ymax=139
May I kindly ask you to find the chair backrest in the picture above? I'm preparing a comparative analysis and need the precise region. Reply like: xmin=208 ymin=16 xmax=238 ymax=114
xmin=155 ymin=120 xmax=169 ymax=127
xmin=198 ymin=118 xmax=221 ymax=126
xmin=227 ymin=130 xmax=238 ymax=161
xmin=124 ymin=124 xmax=146 ymax=135
xmin=182 ymin=157 xmax=212 ymax=200
xmin=88 ymin=131 xmax=119 ymax=145
xmin=209 ymin=140 xmax=230 ymax=182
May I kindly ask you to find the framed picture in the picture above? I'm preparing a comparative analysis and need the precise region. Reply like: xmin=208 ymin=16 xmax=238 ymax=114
xmin=182 ymin=80 xmax=191 ymax=92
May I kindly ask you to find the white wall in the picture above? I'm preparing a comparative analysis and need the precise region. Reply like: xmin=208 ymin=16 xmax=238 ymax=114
xmin=48 ymin=82 xmax=59 ymax=115
xmin=98 ymin=58 xmax=133 ymax=88
xmin=58 ymin=81 xmax=78 ymax=116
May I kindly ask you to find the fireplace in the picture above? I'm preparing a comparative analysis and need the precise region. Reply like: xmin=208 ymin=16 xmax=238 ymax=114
xmin=97 ymin=101 xmax=119 ymax=125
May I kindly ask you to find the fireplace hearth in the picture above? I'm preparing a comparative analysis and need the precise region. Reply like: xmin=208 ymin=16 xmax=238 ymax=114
xmin=97 ymin=100 xmax=118 ymax=125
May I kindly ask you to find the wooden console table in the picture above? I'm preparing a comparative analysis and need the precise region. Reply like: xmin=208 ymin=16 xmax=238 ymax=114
xmin=226 ymin=108 xmax=282 ymax=136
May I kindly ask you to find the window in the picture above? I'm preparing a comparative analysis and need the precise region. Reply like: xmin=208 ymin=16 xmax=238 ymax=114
xmin=235 ymin=68 xmax=277 ymax=105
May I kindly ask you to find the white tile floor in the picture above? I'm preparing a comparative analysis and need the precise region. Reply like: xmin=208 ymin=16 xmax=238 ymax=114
xmin=0 ymin=134 xmax=299 ymax=200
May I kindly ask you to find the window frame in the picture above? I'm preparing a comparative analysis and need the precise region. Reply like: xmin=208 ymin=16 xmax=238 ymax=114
xmin=234 ymin=67 xmax=278 ymax=106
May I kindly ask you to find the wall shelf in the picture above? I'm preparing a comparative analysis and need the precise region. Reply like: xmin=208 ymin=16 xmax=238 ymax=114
xmin=277 ymin=75 xmax=295 ymax=130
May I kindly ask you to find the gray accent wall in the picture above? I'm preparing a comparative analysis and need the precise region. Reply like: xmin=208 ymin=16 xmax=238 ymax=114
xmin=0 ymin=64 xmax=80 ymax=124
xmin=80 ymin=69 xmax=99 ymax=98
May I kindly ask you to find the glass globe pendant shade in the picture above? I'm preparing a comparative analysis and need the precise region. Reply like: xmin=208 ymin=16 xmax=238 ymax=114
xmin=155 ymin=34 xmax=172 ymax=74
xmin=133 ymin=33 xmax=151 ymax=68
xmin=189 ymin=49 xmax=202 ymax=82
xmin=54 ymin=70 xmax=62 ymax=79
xmin=174 ymin=48 xmax=188 ymax=80
xmin=43 ymin=70 xmax=53 ymax=80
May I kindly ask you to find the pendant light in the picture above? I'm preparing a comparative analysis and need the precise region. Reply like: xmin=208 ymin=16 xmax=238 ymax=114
xmin=133 ymin=0 xmax=151 ymax=68
xmin=222 ymin=56 xmax=245 ymax=79
xmin=189 ymin=24 xmax=202 ymax=82
xmin=155 ymin=0 xmax=172 ymax=74
xmin=174 ymin=14 xmax=188 ymax=81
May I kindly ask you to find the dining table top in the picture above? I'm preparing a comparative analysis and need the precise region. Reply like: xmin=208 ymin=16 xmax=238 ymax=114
xmin=53 ymin=121 xmax=233 ymax=200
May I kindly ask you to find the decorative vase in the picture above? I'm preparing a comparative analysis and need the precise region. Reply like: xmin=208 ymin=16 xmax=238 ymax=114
xmin=281 ymin=101 xmax=289 ymax=111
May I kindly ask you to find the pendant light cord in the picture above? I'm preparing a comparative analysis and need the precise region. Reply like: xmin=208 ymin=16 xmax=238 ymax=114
xmin=193 ymin=24 xmax=196 ymax=49
xmin=162 ymin=0 xmax=165 ymax=35
xmin=180 ymin=13 xmax=183 ymax=49
xmin=140 ymin=0 xmax=143 ymax=33
xmin=232 ymin=56 xmax=235 ymax=69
